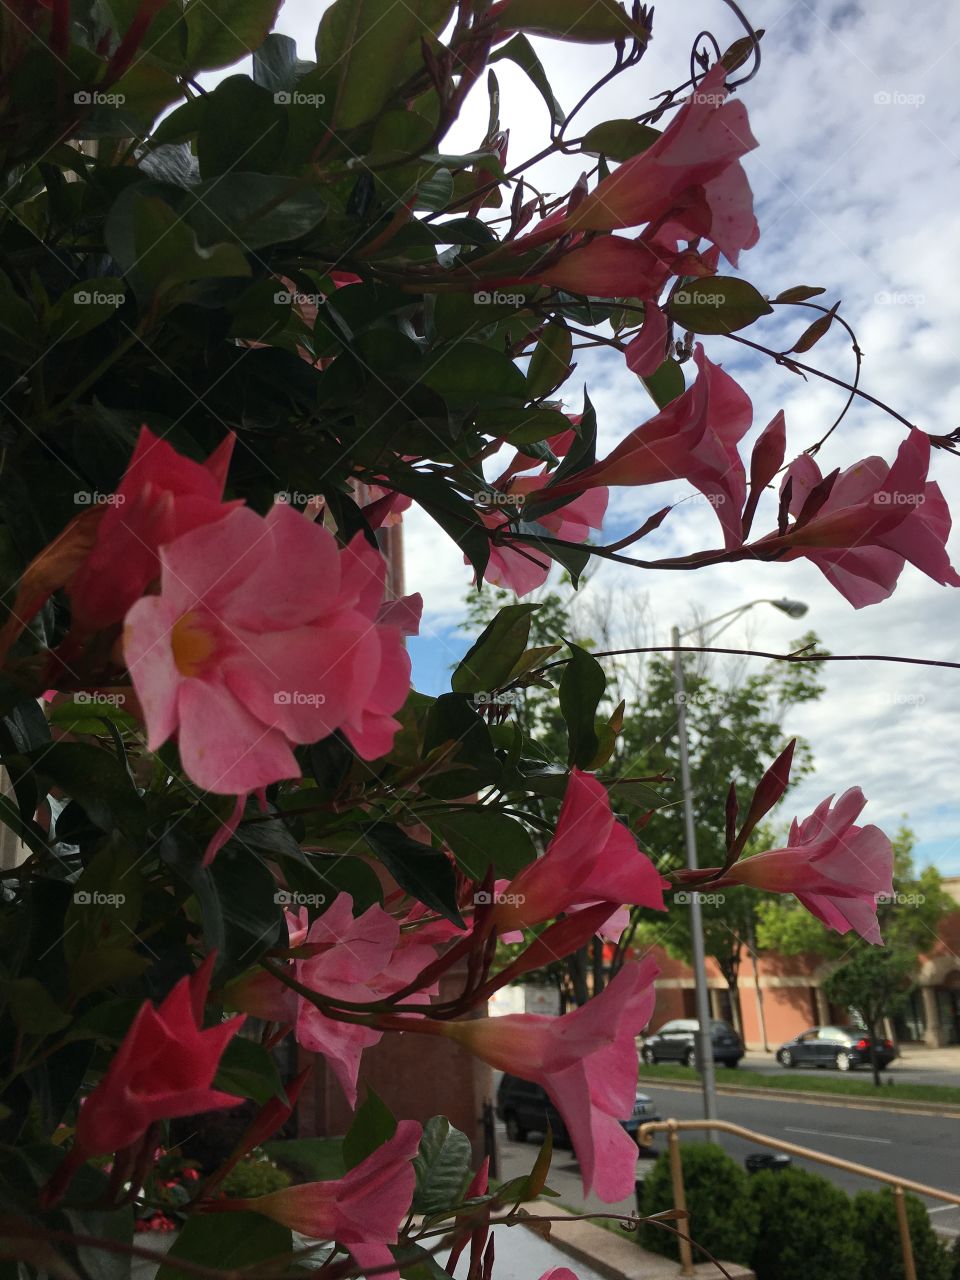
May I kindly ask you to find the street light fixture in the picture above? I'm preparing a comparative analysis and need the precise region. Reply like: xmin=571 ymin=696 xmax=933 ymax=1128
xmin=670 ymin=596 xmax=809 ymax=1132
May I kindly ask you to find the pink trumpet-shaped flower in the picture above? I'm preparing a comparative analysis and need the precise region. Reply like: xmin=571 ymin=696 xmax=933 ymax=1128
xmin=204 ymin=1120 xmax=422 ymax=1280
xmin=294 ymin=894 xmax=439 ymax=1107
xmin=123 ymin=504 xmax=419 ymax=856
xmin=438 ymin=958 xmax=659 ymax=1201
xmin=543 ymin=345 xmax=751 ymax=549
xmin=490 ymin=768 xmax=666 ymax=937
xmin=754 ymin=428 xmax=960 ymax=607
xmin=711 ymin=788 xmax=894 ymax=944
xmin=67 ymin=426 xmax=238 ymax=633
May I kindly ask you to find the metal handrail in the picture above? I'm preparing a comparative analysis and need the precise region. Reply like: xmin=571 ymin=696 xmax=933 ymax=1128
xmin=637 ymin=1118 xmax=960 ymax=1280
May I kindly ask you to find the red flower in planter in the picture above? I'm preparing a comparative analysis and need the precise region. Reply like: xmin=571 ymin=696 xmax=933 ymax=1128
xmin=41 ymin=954 xmax=243 ymax=1206
xmin=205 ymin=1120 xmax=423 ymax=1280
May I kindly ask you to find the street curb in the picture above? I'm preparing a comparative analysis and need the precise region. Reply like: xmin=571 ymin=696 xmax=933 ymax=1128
xmin=518 ymin=1203 xmax=756 ymax=1280
xmin=640 ymin=1077 xmax=960 ymax=1119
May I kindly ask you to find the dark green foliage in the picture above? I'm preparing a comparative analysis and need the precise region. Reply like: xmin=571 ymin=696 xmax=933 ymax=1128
xmin=748 ymin=1167 xmax=865 ymax=1280
xmin=639 ymin=1142 xmax=758 ymax=1265
xmin=853 ymin=1187 xmax=950 ymax=1280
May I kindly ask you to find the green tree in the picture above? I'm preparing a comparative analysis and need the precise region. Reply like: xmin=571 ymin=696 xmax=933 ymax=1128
xmin=823 ymin=949 xmax=916 ymax=1085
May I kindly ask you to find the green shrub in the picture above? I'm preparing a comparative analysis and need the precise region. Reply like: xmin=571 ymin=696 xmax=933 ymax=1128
xmin=219 ymin=1154 xmax=292 ymax=1199
xmin=854 ymin=1187 xmax=950 ymax=1280
xmin=949 ymin=1232 xmax=960 ymax=1280
xmin=749 ymin=1167 xmax=865 ymax=1280
xmin=639 ymin=1142 xmax=758 ymax=1265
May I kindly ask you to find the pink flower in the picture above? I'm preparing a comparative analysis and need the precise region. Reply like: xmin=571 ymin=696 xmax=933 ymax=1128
xmin=566 ymin=65 xmax=759 ymax=265
xmin=439 ymin=958 xmax=659 ymax=1201
xmin=624 ymin=303 xmax=670 ymax=378
xmin=546 ymin=345 xmax=752 ymax=549
xmin=714 ymin=789 xmax=894 ymax=944
xmin=205 ymin=1120 xmax=422 ymax=1280
xmin=123 ymin=504 xmax=419 ymax=855
xmin=294 ymin=893 xmax=439 ymax=1107
xmin=67 ymin=427 xmax=237 ymax=633
xmin=754 ymin=429 xmax=960 ymax=607
xmin=42 ymin=955 xmax=243 ymax=1206
xmin=490 ymin=769 xmax=666 ymax=937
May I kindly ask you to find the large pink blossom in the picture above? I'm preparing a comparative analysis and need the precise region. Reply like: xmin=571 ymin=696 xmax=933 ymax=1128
xmin=67 ymin=426 xmax=237 ymax=633
xmin=754 ymin=429 xmax=960 ymax=607
xmin=123 ymin=504 xmax=420 ymax=856
xmin=293 ymin=894 xmax=439 ymax=1107
xmin=205 ymin=1120 xmax=422 ymax=1280
xmin=712 ymin=788 xmax=894 ymax=944
xmin=491 ymin=768 xmax=666 ymax=938
xmin=545 ymin=345 xmax=751 ymax=549
xmin=438 ymin=958 xmax=659 ymax=1201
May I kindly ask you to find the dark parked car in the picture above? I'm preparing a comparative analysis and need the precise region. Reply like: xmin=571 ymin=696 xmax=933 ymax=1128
xmin=776 ymin=1025 xmax=896 ymax=1072
xmin=640 ymin=1018 xmax=745 ymax=1068
xmin=496 ymin=1074 xmax=660 ymax=1146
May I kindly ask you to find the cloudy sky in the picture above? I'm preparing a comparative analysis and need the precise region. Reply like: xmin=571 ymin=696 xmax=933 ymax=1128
xmin=274 ymin=0 xmax=960 ymax=872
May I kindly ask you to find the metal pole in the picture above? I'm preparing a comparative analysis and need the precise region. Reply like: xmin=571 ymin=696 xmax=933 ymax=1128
xmin=667 ymin=1122 xmax=695 ymax=1278
xmin=894 ymin=1185 xmax=917 ymax=1280
xmin=671 ymin=626 xmax=718 ymax=1133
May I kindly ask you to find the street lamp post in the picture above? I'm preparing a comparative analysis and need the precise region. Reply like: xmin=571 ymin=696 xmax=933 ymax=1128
xmin=671 ymin=597 xmax=808 ymax=1129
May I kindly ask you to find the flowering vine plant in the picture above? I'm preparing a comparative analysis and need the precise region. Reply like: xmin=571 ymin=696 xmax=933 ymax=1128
xmin=0 ymin=0 xmax=952 ymax=1275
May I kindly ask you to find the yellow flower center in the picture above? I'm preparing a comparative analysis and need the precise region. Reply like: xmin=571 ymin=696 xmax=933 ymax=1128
xmin=170 ymin=611 xmax=217 ymax=678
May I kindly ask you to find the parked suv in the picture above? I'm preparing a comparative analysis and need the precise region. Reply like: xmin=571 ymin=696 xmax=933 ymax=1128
xmin=776 ymin=1025 xmax=896 ymax=1072
xmin=640 ymin=1018 xmax=744 ymax=1068
xmin=496 ymin=1074 xmax=660 ymax=1145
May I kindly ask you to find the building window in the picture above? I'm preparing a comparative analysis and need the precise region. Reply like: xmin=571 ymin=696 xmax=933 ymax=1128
xmin=894 ymin=990 xmax=926 ymax=1042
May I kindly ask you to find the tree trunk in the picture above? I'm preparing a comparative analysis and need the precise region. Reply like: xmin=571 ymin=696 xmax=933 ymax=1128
xmin=565 ymin=947 xmax=590 ymax=1007
xmin=590 ymin=936 xmax=605 ymax=996
xmin=868 ymin=1015 xmax=881 ymax=1087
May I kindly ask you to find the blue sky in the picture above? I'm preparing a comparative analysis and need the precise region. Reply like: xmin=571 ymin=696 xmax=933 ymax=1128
xmin=275 ymin=0 xmax=960 ymax=874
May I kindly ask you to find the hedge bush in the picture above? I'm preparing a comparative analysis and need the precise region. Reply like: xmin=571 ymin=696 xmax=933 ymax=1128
xmin=219 ymin=1154 xmax=292 ymax=1199
xmin=639 ymin=1142 xmax=758 ymax=1266
xmin=749 ymin=1167 xmax=865 ymax=1279
xmin=853 ymin=1187 xmax=950 ymax=1280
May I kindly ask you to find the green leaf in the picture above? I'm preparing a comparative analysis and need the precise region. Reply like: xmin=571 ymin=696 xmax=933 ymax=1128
xmin=50 ymin=279 xmax=126 ymax=340
xmin=667 ymin=277 xmax=773 ymax=335
xmin=559 ymin=643 xmax=606 ymax=767
xmin=156 ymin=1212 xmax=291 ymax=1280
xmin=105 ymin=190 xmax=251 ymax=306
xmin=208 ymin=843 xmax=284 ymax=971
xmin=364 ymin=823 xmax=465 ymax=927
xmin=774 ymin=285 xmax=826 ymax=304
xmin=421 ymin=342 xmax=526 ymax=401
xmin=642 ymin=357 xmax=686 ymax=409
xmin=397 ymin=471 xmax=490 ymax=582
xmin=214 ymin=1036 xmax=285 ymax=1106
xmin=526 ymin=320 xmax=573 ymax=398
xmin=412 ymin=1117 xmax=472 ymax=1215
xmin=183 ymin=0 xmax=282 ymax=72
xmin=789 ymin=302 xmax=839 ymax=354
xmin=426 ymin=809 xmax=536 ymax=879
xmin=188 ymin=174 xmax=327 ymax=250
xmin=196 ymin=76 xmax=287 ymax=179
xmin=316 ymin=0 xmax=454 ymax=129
xmin=452 ymin=603 xmax=539 ymax=695
xmin=343 ymin=1089 xmax=396 ymax=1170
xmin=262 ymin=1137 xmax=344 ymax=1180
xmin=64 ymin=840 xmax=145 ymax=971
xmin=489 ymin=34 xmax=564 ymax=126
xmin=415 ymin=167 xmax=455 ymax=212
xmin=0 ymin=978 xmax=71 ymax=1034
xmin=28 ymin=742 xmax=144 ymax=840
xmin=581 ymin=119 xmax=661 ymax=160
xmin=253 ymin=32 xmax=315 ymax=92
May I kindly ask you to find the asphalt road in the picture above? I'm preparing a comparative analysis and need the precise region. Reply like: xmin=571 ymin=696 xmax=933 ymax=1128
xmin=496 ymin=1083 xmax=960 ymax=1237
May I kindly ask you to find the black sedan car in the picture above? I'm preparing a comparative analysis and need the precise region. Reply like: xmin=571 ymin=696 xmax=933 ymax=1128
xmin=776 ymin=1025 xmax=896 ymax=1072
xmin=640 ymin=1018 xmax=745 ymax=1068
xmin=496 ymin=1074 xmax=660 ymax=1146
